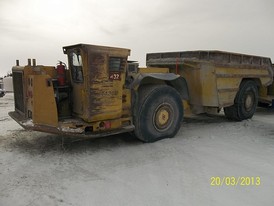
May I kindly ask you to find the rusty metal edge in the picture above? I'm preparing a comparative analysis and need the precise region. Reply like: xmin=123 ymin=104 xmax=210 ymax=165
xmin=8 ymin=111 xmax=135 ymax=139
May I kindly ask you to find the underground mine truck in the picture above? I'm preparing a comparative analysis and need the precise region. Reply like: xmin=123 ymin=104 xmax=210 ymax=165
xmin=9 ymin=44 xmax=274 ymax=142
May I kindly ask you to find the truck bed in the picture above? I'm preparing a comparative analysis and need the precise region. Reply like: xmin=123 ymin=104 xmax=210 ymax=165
xmin=146 ymin=50 xmax=274 ymax=112
xmin=146 ymin=50 xmax=273 ymax=71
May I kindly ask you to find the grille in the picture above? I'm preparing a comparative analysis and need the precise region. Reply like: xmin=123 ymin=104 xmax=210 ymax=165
xmin=13 ymin=71 xmax=24 ymax=113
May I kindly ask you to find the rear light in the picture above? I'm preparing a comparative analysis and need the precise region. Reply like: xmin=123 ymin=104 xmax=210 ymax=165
xmin=99 ymin=121 xmax=111 ymax=129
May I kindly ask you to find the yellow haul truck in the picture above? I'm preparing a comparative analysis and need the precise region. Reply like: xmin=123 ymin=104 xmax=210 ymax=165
xmin=9 ymin=44 xmax=274 ymax=142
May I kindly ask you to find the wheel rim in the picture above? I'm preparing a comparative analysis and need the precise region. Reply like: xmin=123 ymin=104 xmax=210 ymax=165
xmin=153 ymin=103 xmax=173 ymax=132
xmin=244 ymin=91 xmax=255 ymax=112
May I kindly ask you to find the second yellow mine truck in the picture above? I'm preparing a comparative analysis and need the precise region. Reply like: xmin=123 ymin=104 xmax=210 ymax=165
xmin=9 ymin=44 xmax=274 ymax=142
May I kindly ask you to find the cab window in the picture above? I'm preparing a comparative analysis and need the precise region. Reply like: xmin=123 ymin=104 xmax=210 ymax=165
xmin=109 ymin=57 xmax=122 ymax=72
xmin=70 ymin=51 xmax=83 ymax=83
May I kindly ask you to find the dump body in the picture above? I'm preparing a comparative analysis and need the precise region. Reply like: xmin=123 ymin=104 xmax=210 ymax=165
xmin=147 ymin=50 xmax=274 ymax=113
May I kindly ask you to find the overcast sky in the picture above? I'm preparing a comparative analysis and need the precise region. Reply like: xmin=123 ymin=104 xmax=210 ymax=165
xmin=0 ymin=0 xmax=273 ymax=77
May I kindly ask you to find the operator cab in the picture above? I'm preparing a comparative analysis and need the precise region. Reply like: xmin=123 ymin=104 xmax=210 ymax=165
xmin=63 ymin=44 xmax=131 ymax=122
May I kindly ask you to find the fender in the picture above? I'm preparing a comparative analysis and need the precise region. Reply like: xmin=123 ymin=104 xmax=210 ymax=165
xmin=130 ymin=73 xmax=189 ymax=100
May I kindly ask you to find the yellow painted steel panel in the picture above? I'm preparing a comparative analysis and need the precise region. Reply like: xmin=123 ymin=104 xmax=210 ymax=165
xmin=138 ymin=67 xmax=169 ymax=73
xmin=179 ymin=63 xmax=218 ymax=107
xmin=31 ymin=75 xmax=58 ymax=126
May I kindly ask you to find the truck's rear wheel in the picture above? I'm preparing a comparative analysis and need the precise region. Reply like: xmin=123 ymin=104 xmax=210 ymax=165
xmin=224 ymin=80 xmax=258 ymax=121
xmin=134 ymin=85 xmax=183 ymax=142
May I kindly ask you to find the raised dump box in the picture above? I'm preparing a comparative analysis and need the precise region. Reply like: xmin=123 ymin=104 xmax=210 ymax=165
xmin=147 ymin=50 xmax=274 ymax=119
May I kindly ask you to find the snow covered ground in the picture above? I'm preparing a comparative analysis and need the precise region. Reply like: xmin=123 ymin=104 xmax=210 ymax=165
xmin=0 ymin=93 xmax=274 ymax=206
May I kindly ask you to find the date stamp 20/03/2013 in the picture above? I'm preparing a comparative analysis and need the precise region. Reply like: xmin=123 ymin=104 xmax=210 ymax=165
xmin=210 ymin=176 xmax=261 ymax=186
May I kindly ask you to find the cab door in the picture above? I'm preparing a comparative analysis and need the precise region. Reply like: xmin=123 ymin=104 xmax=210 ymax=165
xmin=68 ymin=49 xmax=85 ymax=116
xmin=87 ymin=54 xmax=127 ymax=122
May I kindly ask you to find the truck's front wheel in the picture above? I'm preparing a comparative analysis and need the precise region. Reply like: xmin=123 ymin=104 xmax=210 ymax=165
xmin=134 ymin=85 xmax=183 ymax=142
xmin=224 ymin=80 xmax=258 ymax=121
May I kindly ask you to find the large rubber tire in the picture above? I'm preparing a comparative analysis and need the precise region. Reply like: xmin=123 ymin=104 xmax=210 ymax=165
xmin=134 ymin=85 xmax=183 ymax=142
xmin=224 ymin=80 xmax=258 ymax=121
